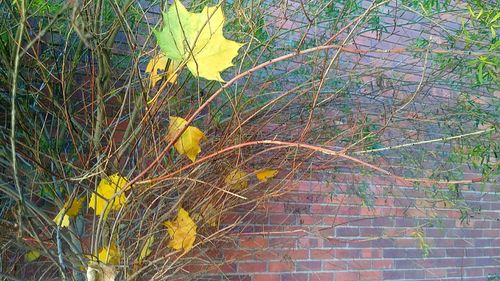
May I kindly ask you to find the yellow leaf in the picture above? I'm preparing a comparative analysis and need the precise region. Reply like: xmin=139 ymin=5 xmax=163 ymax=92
xmin=89 ymin=174 xmax=128 ymax=218
xmin=225 ymin=169 xmax=248 ymax=190
xmin=167 ymin=116 xmax=206 ymax=162
xmin=65 ymin=197 xmax=85 ymax=216
xmin=145 ymin=53 xmax=179 ymax=88
xmin=155 ymin=0 xmax=243 ymax=81
xmin=163 ymin=208 xmax=197 ymax=253
xmin=98 ymin=242 xmax=121 ymax=265
xmin=139 ymin=236 xmax=155 ymax=262
xmin=53 ymin=209 xmax=70 ymax=227
xmin=25 ymin=250 xmax=41 ymax=262
xmin=255 ymin=169 xmax=278 ymax=182
xmin=87 ymin=261 xmax=116 ymax=281
xmin=53 ymin=197 xmax=85 ymax=227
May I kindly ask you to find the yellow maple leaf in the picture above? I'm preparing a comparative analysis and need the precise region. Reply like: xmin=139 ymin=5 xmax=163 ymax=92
xmin=145 ymin=53 xmax=179 ymax=88
xmin=155 ymin=0 xmax=243 ymax=81
xmin=255 ymin=169 xmax=278 ymax=182
xmin=25 ymin=250 xmax=41 ymax=262
xmin=163 ymin=208 xmax=197 ymax=253
xmin=89 ymin=174 xmax=128 ymax=218
xmin=138 ymin=236 xmax=155 ymax=262
xmin=97 ymin=242 xmax=121 ymax=265
xmin=225 ymin=169 xmax=248 ymax=190
xmin=167 ymin=116 xmax=206 ymax=162
xmin=53 ymin=197 xmax=85 ymax=227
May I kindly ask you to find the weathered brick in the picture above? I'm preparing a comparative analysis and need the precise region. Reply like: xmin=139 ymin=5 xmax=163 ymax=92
xmin=239 ymin=237 xmax=268 ymax=248
xmin=335 ymin=272 xmax=360 ymax=281
xmin=310 ymin=272 xmax=335 ymax=281
xmin=360 ymin=271 xmax=382 ymax=281
xmin=226 ymin=275 xmax=251 ymax=281
xmin=335 ymin=227 xmax=360 ymax=237
xmin=295 ymin=261 xmax=321 ymax=271
xmin=269 ymin=261 xmax=295 ymax=272
xmin=310 ymin=249 xmax=334 ymax=259
xmin=254 ymin=274 xmax=280 ymax=281
xmin=237 ymin=262 xmax=266 ymax=272
xmin=335 ymin=249 xmax=360 ymax=258
xmin=383 ymin=270 xmax=405 ymax=280
xmin=280 ymin=273 xmax=308 ymax=281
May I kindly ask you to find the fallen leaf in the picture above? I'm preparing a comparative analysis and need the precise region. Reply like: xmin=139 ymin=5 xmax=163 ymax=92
xmin=163 ymin=207 xmax=197 ymax=253
xmin=225 ymin=169 xmax=248 ymax=190
xmin=145 ymin=53 xmax=179 ymax=88
xmin=155 ymin=0 xmax=243 ymax=81
xmin=255 ymin=169 xmax=278 ymax=182
xmin=25 ymin=250 xmax=41 ymax=262
xmin=139 ymin=236 xmax=155 ymax=262
xmin=98 ymin=242 xmax=121 ymax=265
xmin=87 ymin=261 xmax=116 ymax=281
xmin=167 ymin=116 xmax=206 ymax=162
xmin=89 ymin=174 xmax=128 ymax=218
xmin=53 ymin=197 xmax=85 ymax=227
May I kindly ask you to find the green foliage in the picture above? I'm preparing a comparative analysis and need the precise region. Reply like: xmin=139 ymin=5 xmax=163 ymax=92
xmin=412 ymin=227 xmax=431 ymax=257
xmin=403 ymin=0 xmax=450 ymax=13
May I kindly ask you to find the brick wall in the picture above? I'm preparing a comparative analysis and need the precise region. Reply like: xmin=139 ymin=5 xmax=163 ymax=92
xmin=179 ymin=177 xmax=499 ymax=281
xmin=169 ymin=0 xmax=499 ymax=280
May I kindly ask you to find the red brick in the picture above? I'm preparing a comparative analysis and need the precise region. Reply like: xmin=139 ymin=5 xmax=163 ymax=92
xmin=281 ymin=249 xmax=309 ymax=259
xmin=237 ymin=262 xmax=266 ymax=272
xmin=280 ymin=273 xmax=308 ymax=281
xmin=226 ymin=275 xmax=251 ymax=281
xmin=259 ymin=202 xmax=285 ymax=213
xmin=269 ymin=214 xmax=296 ymax=224
xmin=372 ymin=260 xmax=393 ymax=269
xmin=297 ymin=238 xmax=321 ymax=248
xmin=254 ymin=274 xmax=280 ymax=281
xmin=239 ymin=237 xmax=268 ymax=248
xmin=224 ymin=249 xmax=253 ymax=261
xmin=361 ymin=249 xmax=381 ymax=258
xmin=426 ymin=268 xmax=447 ymax=278
xmin=335 ymin=249 xmax=360 ymax=258
xmin=360 ymin=271 xmax=383 ymax=280
xmin=335 ymin=272 xmax=360 ymax=280
xmin=298 ymin=214 xmax=322 ymax=225
xmin=268 ymin=261 xmax=295 ymax=272
xmin=268 ymin=238 xmax=296 ymax=248
xmin=323 ymin=261 xmax=348 ymax=270
xmin=310 ymin=272 xmax=335 ymax=281
xmin=182 ymin=263 xmax=236 ymax=274
xmin=254 ymin=250 xmax=280 ymax=261
xmin=346 ymin=260 xmax=371 ymax=270
xmin=296 ymin=261 xmax=321 ymax=271
xmin=322 ymin=216 xmax=348 ymax=225
xmin=310 ymin=249 xmax=334 ymax=259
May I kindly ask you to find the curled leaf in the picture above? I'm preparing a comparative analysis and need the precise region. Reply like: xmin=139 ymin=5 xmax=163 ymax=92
xmin=53 ymin=197 xmax=85 ymax=227
xmin=89 ymin=174 xmax=128 ymax=218
xmin=98 ymin=242 xmax=121 ymax=265
xmin=255 ymin=169 xmax=278 ymax=182
xmin=139 ymin=236 xmax=155 ymax=262
xmin=163 ymin=208 xmax=197 ymax=253
xmin=225 ymin=169 xmax=248 ymax=190
xmin=167 ymin=116 xmax=206 ymax=162
xmin=145 ymin=53 xmax=179 ymax=88
xmin=25 ymin=250 xmax=41 ymax=262
xmin=155 ymin=0 xmax=243 ymax=81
